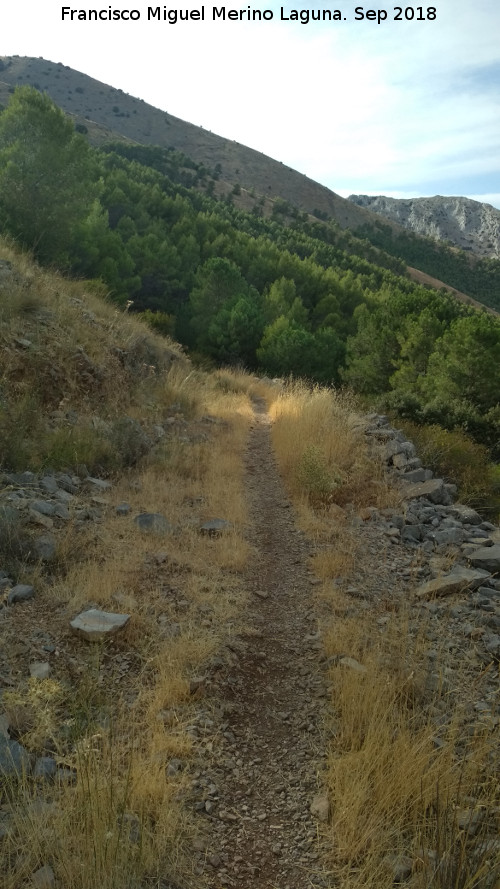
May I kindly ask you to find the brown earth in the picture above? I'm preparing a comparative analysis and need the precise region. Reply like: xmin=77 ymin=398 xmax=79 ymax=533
xmin=189 ymin=398 xmax=333 ymax=888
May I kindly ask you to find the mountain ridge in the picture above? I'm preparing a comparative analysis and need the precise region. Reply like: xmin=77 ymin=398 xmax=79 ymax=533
xmin=348 ymin=193 xmax=500 ymax=259
xmin=0 ymin=55 xmax=406 ymax=232
xmin=1 ymin=55 xmax=500 ymax=312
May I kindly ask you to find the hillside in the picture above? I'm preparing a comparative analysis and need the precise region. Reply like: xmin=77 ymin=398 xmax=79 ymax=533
xmin=0 ymin=55 xmax=385 ymax=230
xmin=0 ymin=243 xmax=499 ymax=889
xmin=349 ymin=193 xmax=500 ymax=259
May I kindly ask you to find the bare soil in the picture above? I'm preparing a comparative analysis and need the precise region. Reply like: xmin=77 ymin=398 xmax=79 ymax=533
xmin=192 ymin=399 xmax=332 ymax=889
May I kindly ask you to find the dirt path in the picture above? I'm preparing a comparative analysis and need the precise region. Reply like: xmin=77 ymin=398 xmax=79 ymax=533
xmin=192 ymin=398 xmax=331 ymax=889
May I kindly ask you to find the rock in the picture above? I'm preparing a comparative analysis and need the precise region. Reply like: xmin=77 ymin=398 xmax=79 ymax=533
xmin=402 ymin=524 xmax=423 ymax=543
xmin=31 ymin=865 xmax=55 ymax=889
xmin=40 ymin=477 xmax=60 ymax=495
xmin=415 ymin=567 xmax=489 ymax=599
xmin=70 ymin=608 xmax=130 ymax=641
xmin=34 ymin=757 xmax=57 ymax=781
xmin=7 ymin=584 xmax=35 ymax=605
xmin=55 ymin=474 xmax=79 ymax=494
xmin=86 ymin=477 xmax=112 ymax=491
xmin=401 ymin=468 xmax=429 ymax=484
xmin=30 ymin=500 xmax=56 ymax=517
xmin=28 ymin=509 xmax=54 ymax=529
xmin=29 ymin=661 xmax=50 ymax=680
xmin=0 ymin=736 xmax=30 ymax=777
xmin=429 ymin=528 xmax=464 ymax=547
xmin=200 ymin=518 xmax=233 ymax=536
xmin=402 ymin=479 xmax=451 ymax=506
xmin=339 ymin=656 xmax=367 ymax=673
xmin=451 ymin=504 xmax=483 ymax=525
xmin=468 ymin=544 xmax=500 ymax=573
xmin=383 ymin=853 xmax=413 ymax=882
xmin=116 ymin=502 xmax=131 ymax=516
xmin=310 ymin=792 xmax=330 ymax=822
xmin=33 ymin=534 xmax=57 ymax=561
xmin=134 ymin=513 xmax=172 ymax=534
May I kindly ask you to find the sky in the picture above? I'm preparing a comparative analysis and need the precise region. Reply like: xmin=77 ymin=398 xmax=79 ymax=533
xmin=2 ymin=0 xmax=500 ymax=208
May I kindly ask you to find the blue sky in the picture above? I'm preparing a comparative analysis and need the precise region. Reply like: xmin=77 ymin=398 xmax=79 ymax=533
xmin=2 ymin=0 xmax=500 ymax=208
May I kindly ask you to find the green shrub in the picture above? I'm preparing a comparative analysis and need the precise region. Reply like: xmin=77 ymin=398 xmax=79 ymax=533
xmin=296 ymin=445 xmax=340 ymax=505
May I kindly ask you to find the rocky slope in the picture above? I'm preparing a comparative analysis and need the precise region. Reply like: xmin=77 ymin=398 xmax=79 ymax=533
xmin=348 ymin=194 xmax=500 ymax=258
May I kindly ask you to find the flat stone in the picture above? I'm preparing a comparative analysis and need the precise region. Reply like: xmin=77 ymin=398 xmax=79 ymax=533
xmin=86 ymin=477 xmax=112 ymax=491
xmin=429 ymin=528 xmax=464 ymax=547
xmin=468 ymin=545 xmax=500 ymax=573
xmin=7 ymin=584 xmax=35 ymax=605
xmin=30 ymin=500 xmax=56 ymax=517
xmin=0 ymin=736 xmax=30 ymax=777
xmin=31 ymin=865 xmax=55 ymax=889
xmin=134 ymin=513 xmax=172 ymax=534
xmin=70 ymin=608 xmax=130 ymax=641
xmin=415 ymin=567 xmax=489 ymax=599
xmin=29 ymin=661 xmax=51 ymax=679
xmin=339 ymin=656 xmax=367 ymax=673
xmin=402 ymin=479 xmax=451 ymax=506
xmin=310 ymin=792 xmax=330 ymax=822
xmin=28 ymin=510 xmax=54 ymax=529
xmin=401 ymin=468 xmax=428 ymax=484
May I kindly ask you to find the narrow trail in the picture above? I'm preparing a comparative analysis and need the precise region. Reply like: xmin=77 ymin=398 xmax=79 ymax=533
xmin=197 ymin=398 xmax=331 ymax=889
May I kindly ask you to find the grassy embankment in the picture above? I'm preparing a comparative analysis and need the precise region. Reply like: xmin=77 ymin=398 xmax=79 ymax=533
xmin=0 ymin=239 xmax=256 ymax=889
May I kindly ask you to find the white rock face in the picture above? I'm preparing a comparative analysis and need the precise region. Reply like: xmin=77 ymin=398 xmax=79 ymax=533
xmin=348 ymin=194 xmax=500 ymax=258
xmin=70 ymin=608 xmax=130 ymax=641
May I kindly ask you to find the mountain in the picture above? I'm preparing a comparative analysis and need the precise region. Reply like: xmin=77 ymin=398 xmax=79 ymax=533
xmin=348 ymin=194 xmax=500 ymax=259
xmin=0 ymin=54 xmax=383 ymax=231
xmin=2 ymin=55 xmax=500 ymax=313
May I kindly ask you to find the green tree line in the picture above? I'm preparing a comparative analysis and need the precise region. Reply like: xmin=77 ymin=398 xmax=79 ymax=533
xmin=1 ymin=86 xmax=500 ymax=454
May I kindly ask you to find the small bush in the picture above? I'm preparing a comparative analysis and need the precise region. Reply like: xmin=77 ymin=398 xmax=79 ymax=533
xmin=296 ymin=444 xmax=340 ymax=505
xmin=109 ymin=416 xmax=151 ymax=467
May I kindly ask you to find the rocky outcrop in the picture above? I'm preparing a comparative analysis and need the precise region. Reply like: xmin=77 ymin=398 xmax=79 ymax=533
xmin=348 ymin=194 xmax=500 ymax=258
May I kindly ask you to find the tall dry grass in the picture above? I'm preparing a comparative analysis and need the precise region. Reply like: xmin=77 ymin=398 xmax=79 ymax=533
xmin=0 ymin=247 xmax=255 ymax=888
xmin=322 ymin=610 xmax=499 ymax=889
xmin=268 ymin=383 xmax=396 ymax=511
xmin=265 ymin=381 xmax=500 ymax=889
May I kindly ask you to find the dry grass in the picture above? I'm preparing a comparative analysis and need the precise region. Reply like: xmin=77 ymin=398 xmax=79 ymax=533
xmin=268 ymin=382 xmax=397 ymax=512
xmin=265 ymin=381 xmax=500 ymax=889
xmin=0 ymin=248 xmax=255 ymax=888
xmin=321 ymin=608 xmax=500 ymax=889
